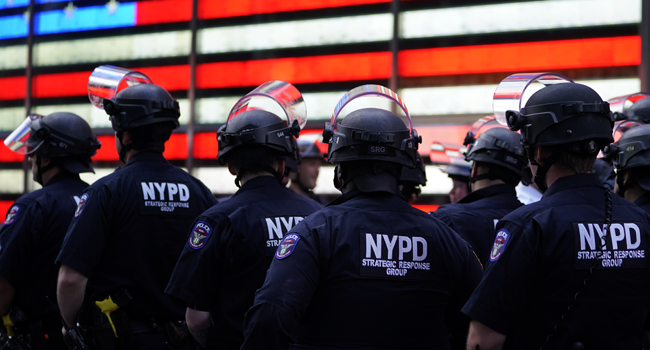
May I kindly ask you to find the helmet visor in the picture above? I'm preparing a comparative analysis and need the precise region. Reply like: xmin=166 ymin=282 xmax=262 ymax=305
xmin=493 ymin=73 xmax=573 ymax=126
xmin=331 ymin=84 xmax=413 ymax=132
xmin=608 ymin=93 xmax=650 ymax=118
xmin=4 ymin=114 xmax=45 ymax=155
xmin=88 ymin=65 xmax=152 ymax=110
xmin=613 ymin=120 xmax=643 ymax=142
xmin=227 ymin=80 xmax=307 ymax=130
xmin=429 ymin=141 xmax=467 ymax=165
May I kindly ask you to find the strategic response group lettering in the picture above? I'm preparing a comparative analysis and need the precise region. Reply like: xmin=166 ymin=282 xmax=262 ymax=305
xmin=360 ymin=232 xmax=431 ymax=279
xmin=573 ymin=222 xmax=646 ymax=269
xmin=261 ymin=216 xmax=304 ymax=256
xmin=139 ymin=182 xmax=191 ymax=215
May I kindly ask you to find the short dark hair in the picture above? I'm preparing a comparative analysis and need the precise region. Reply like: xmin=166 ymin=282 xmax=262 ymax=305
xmin=550 ymin=145 xmax=596 ymax=175
xmin=230 ymin=145 xmax=284 ymax=177
xmin=475 ymin=162 xmax=521 ymax=186
xmin=128 ymin=121 xmax=175 ymax=153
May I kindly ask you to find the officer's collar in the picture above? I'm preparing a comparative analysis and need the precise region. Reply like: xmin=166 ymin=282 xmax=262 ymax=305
xmin=124 ymin=151 xmax=167 ymax=166
xmin=634 ymin=192 xmax=650 ymax=208
xmin=542 ymin=173 xmax=602 ymax=199
xmin=456 ymin=183 xmax=516 ymax=204
xmin=43 ymin=171 xmax=81 ymax=187
xmin=327 ymin=189 xmax=398 ymax=207
xmin=234 ymin=175 xmax=281 ymax=196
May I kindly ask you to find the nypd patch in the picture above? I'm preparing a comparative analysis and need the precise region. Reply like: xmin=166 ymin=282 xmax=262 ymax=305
xmin=189 ymin=221 xmax=212 ymax=249
xmin=75 ymin=193 xmax=89 ymax=218
xmin=275 ymin=233 xmax=300 ymax=260
xmin=490 ymin=229 xmax=511 ymax=262
xmin=3 ymin=206 xmax=20 ymax=225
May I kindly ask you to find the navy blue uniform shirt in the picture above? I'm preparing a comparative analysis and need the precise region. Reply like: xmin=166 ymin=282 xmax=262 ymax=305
xmin=165 ymin=175 xmax=322 ymax=350
xmin=635 ymin=192 xmax=650 ymax=215
xmin=57 ymin=152 xmax=217 ymax=320
xmin=431 ymin=184 xmax=523 ymax=265
xmin=242 ymin=190 xmax=484 ymax=350
xmin=462 ymin=173 xmax=650 ymax=349
xmin=0 ymin=172 xmax=88 ymax=338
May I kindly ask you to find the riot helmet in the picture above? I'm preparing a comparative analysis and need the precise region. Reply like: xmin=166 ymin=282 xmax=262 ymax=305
xmin=609 ymin=93 xmax=650 ymax=124
xmin=604 ymin=122 xmax=650 ymax=193
xmin=217 ymin=81 xmax=306 ymax=186
xmin=463 ymin=116 xmax=531 ymax=185
xmin=298 ymin=139 xmax=324 ymax=160
xmin=322 ymin=85 xmax=421 ymax=193
xmin=88 ymin=65 xmax=180 ymax=162
xmin=494 ymin=73 xmax=614 ymax=191
xmin=4 ymin=112 xmax=101 ymax=183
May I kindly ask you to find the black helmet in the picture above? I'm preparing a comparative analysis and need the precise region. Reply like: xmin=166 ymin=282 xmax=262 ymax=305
xmin=505 ymin=82 xmax=613 ymax=154
xmin=323 ymin=85 xmax=421 ymax=167
xmin=441 ymin=158 xmax=471 ymax=182
xmin=464 ymin=120 xmax=530 ymax=185
xmin=607 ymin=123 xmax=650 ymax=173
xmin=104 ymin=83 xmax=180 ymax=132
xmin=4 ymin=112 xmax=100 ymax=173
xmin=609 ymin=93 xmax=650 ymax=123
xmin=217 ymin=81 xmax=307 ymax=166
xmin=217 ymin=109 xmax=300 ymax=165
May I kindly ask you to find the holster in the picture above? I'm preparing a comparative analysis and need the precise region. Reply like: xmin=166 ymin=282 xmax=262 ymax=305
xmin=82 ymin=289 xmax=135 ymax=350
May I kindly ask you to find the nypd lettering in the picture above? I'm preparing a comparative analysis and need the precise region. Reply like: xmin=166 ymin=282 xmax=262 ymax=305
xmin=490 ymin=229 xmax=510 ymax=262
xmin=276 ymin=233 xmax=300 ymax=259
xmin=75 ymin=194 xmax=88 ymax=218
xmin=189 ymin=221 xmax=212 ymax=249
xmin=360 ymin=232 xmax=431 ymax=279
xmin=3 ymin=206 xmax=20 ymax=225
xmin=261 ymin=216 xmax=304 ymax=256
xmin=139 ymin=181 xmax=191 ymax=215
xmin=574 ymin=222 xmax=646 ymax=269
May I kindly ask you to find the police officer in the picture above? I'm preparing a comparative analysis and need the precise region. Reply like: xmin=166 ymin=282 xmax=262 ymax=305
xmin=464 ymin=76 xmax=650 ymax=349
xmin=56 ymin=76 xmax=217 ymax=349
xmin=431 ymin=119 xmax=529 ymax=265
xmin=399 ymin=152 xmax=427 ymax=203
xmin=442 ymin=157 xmax=472 ymax=203
xmin=241 ymin=85 xmax=483 ymax=350
xmin=288 ymin=139 xmax=326 ymax=204
xmin=0 ymin=112 xmax=100 ymax=349
xmin=607 ymin=123 xmax=650 ymax=214
xmin=164 ymin=81 xmax=322 ymax=350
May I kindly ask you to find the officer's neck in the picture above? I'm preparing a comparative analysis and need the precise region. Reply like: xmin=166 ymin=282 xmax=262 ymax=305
xmin=41 ymin=166 xmax=62 ymax=186
xmin=124 ymin=149 xmax=142 ymax=163
xmin=239 ymin=172 xmax=274 ymax=186
xmin=624 ymin=184 xmax=646 ymax=203
xmin=544 ymin=163 xmax=581 ymax=189
xmin=471 ymin=178 xmax=505 ymax=192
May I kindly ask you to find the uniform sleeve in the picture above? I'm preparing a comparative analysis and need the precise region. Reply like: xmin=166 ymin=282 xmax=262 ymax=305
xmin=461 ymin=219 xmax=537 ymax=335
xmin=430 ymin=209 xmax=454 ymax=228
xmin=241 ymin=227 xmax=321 ymax=350
xmin=56 ymin=186 xmax=113 ymax=277
xmin=0 ymin=201 xmax=41 ymax=288
xmin=165 ymin=215 xmax=224 ymax=311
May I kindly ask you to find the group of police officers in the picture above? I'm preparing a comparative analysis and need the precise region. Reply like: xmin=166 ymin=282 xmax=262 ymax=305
xmin=0 ymin=66 xmax=649 ymax=350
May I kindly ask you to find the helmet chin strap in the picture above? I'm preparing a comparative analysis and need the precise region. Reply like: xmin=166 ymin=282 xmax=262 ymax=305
xmin=34 ymin=154 xmax=56 ymax=186
xmin=116 ymin=131 xmax=133 ymax=164
xmin=532 ymin=152 xmax=560 ymax=193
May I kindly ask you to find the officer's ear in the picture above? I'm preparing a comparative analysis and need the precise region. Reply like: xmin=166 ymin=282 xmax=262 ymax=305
xmin=534 ymin=146 xmax=552 ymax=165
xmin=623 ymin=169 xmax=634 ymax=187
xmin=276 ymin=158 xmax=286 ymax=177
xmin=227 ymin=159 xmax=237 ymax=176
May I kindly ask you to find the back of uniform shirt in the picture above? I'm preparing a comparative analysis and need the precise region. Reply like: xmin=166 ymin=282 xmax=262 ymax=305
xmin=166 ymin=176 xmax=323 ymax=349
xmin=0 ymin=174 xmax=88 ymax=327
xmin=58 ymin=152 xmax=217 ymax=320
xmin=243 ymin=191 xmax=484 ymax=350
xmin=463 ymin=175 xmax=650 ymax=349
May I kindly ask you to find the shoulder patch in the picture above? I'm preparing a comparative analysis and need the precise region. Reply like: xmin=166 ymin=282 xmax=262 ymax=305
xmin=189 ymin=221 xmax=212 ymax=249
xmin=490 ymin=229 xmax=511 ymax=262
xmin=3 ymin=206 xmax=20 ymax=225
xmin=75 ymin=193 xmax=89 ymax=218
xmin=275 ymin=233 xmax=301 ymax=260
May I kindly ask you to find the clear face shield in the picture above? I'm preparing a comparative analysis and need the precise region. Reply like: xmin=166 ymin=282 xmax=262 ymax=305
xmin=493 ymin=72 xmax=573 ymax=124
xmin=608 ymin=93 xmax=650 ymax=122
xmin=463 ymin=115 xmax=508 ymax=153
xmin=322 ymin=84 xmax=420 ymax=164
xmin=217 ymin=81 xmax=307 ymax=164
xmin=225 ymin=80 xmax=307 ymax=131
xmin=4 ymin=114 xmax=46 ymax=155
xmin=88 ymin=65 xmax=152 ymax=110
